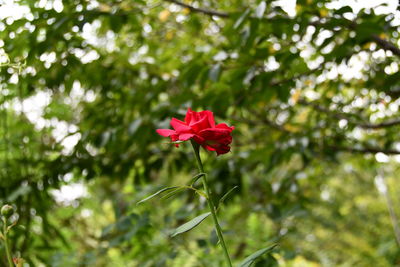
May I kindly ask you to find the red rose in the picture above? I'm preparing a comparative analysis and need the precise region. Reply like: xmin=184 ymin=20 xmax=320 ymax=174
xmin=156 ymin=108 xmax=234 ymax=155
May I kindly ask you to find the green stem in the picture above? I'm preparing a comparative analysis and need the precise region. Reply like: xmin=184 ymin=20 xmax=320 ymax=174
xmin=191 ymin=141 xmax=233 ymax=267
xmin=2 ymin=218 xmax=13 ymax=267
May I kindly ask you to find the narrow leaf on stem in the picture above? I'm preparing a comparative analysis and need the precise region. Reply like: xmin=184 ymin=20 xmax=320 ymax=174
xmin=160 ymin=187 xmax=185 ymax=200
xmin=191 ymin=172 xmax=206 ymax=186
xmin=136 ymin=186 xmax=179 ymax=205
xmin=171 ymin=212 xmax=211 ymax=237
xmin=218 ymin=186 xmax=239 ymax=208
xmin=239 ymin=244 xmax=278 ymax=267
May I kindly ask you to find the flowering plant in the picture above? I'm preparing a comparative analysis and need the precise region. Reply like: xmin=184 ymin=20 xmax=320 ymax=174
xmin=139 ymin=108 xmax=276 ymax=266
xmin=157 ymin=108 xmax=234 ymax=265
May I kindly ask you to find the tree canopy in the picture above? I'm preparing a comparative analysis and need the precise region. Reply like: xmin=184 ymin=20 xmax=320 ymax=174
xmin=0 ymin=0 xmax=400 ymax=266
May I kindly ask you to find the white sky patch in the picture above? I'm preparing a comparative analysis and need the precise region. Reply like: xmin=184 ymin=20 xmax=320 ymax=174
xmin=374 ymin=174 xmax=387 ymax=194
xmin=72 ymin=49 xmax=100 ymax=64
xmin=321 ymin=190 xmax=331 ymax=201
xmin=0 ymin=0 xmax=30 ymax=20
xmin=213 ymin=51 xmax=228 ymax=61
xmin=275 ymin=0 xmax=296 ymax=17
xmin=80 ymin=208 xmax=93 ymax=218
xmin=81 ymin=21 xmax=117 ymax=52
xmin=327 ymin=0 xmax=398 ymax=14
xmin=53 ymin=0 xmax=64 ymax=13
xmin=61 ymin=133 xmax=81 ymax=154
xmin=376 ymin=152 xmax=390 ymax=163
xmin=264 ymin=56 xmax=280 ymax=71
xmin=51 ymin=182 xmax=89 ymax=205
xmin=40 ymin=51 xmax=57 ymax=69
xmin=7 ymin=89 xmax=82 ymax=154
xmin=11 ymin=90 xmax=52 ymax=129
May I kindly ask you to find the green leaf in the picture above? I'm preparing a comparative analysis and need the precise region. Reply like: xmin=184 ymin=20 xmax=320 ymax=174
xmin=182 ymin=61 xmax=202 ymax=87
xmin=334 ymin=6 xmax=353 ymax=15
xmin=53 ymin=17 xmax=68 ymax=30
xmin=234 ymin=9 xmax=250 ymax=29
xmin=136 ymin=186 xmax=179 ymax=205
xmin=170 ymin=140 xmax=185 ymax=144
xmin=239 ymin=244 xmax=278 ymax=267
xmin=209 ymin=63 xmax=221 ymax=82
xmin=160 ymin=187 xmax=185 ymax=199
xmin=191 ymin=172 xmax=206 ymax=185
xmin=7 ymin=185 xmax=31 ymax=202
xmin=218 ymin=186 xmax=238 ymax=207
xmin=128 ymin=118 xmax=142 ymax=135
xmin=171 ymin=212 xmax=211 ymax=237
xmin=255 ymin=1 xmax=266 ymax=18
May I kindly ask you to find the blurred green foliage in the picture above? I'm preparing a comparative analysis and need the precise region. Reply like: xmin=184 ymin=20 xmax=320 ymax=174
xmin=0 ymin=0 xmax=400 ymax=266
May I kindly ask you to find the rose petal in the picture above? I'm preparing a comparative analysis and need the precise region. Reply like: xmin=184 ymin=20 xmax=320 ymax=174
xmin=215 ymin=145 xmax=231 ymax=155
xmin=179 ymin=133 xmax=195 ymax=141
xmin=217 ymin=135 xmax=232 ymax=145
xmin=216 ymin=123 xmax=234 ymax=131
xmin=186 ymin=110 xmax=215 ymax=129
xmin=170 ymin=118 xmax=191 ymax=133
xmin=190 ymin=116 xmax=211 ymax=132
xmin=185 ymin=108 xmax=194 ymax=124
xmin=187 ymin=110 xmax=202 ymax=125
xmin=193 ymin=134 xmax=205 ymax=144
xmin=170 ymin=134 xmax=180 ymax=147
xmin=199 ymin=128 xmax=232 ymax=140
xmin=202 ymin=144 xmax=216 ymax=151
xmin=192 ymin=110 xmax=202 ymax=122
xmin=204 ymin=110 xmax=215 ymax=128
xmin=156 ymin=129 xmax=176 ymax=137
xmin=203 ymin=143 xmax=231 ymax=155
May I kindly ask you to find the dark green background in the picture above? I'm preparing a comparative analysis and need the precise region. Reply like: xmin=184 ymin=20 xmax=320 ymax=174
xmin=1 ymin=0 xmax=400 ymax=266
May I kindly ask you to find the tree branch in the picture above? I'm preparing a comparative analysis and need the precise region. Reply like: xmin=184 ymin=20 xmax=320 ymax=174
xmin=162 ymin=1 xmax=400 ymax=57
xmin=235 ymin=113 xmax=400 ymax=155
xmin=298 ymin=99 xmax=400 ymax=129
xmin=371 ymin=34 xmax=400 ymax=56
xmin=358 ymin=118 xmax=400 ymax=129
xmin=270 ymin=65 xmax=323 ymax=86
xmin=329 ymin=145 xmax=400 ymax=155
xmin=163 ymin=0 xmax=229 ymax=18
